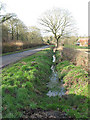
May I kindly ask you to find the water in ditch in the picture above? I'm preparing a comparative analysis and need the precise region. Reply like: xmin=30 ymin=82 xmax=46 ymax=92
xmin=46 ymin=55 xmax=65 ymax=97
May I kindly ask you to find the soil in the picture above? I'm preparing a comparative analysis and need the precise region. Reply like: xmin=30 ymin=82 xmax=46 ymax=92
xmin=22 ymin=108 xmax=73 ymax=119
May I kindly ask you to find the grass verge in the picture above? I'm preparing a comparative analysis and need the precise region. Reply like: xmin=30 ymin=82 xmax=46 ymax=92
xmin=56 ymin=50 xmax=89 ymax=119
xmin=2 ymin=48 xmax=54 ymax=118
xmin=1 ymin=45 xmax=48 ymax=56
xmin=64 ymin=44 xmax=88 ymax=49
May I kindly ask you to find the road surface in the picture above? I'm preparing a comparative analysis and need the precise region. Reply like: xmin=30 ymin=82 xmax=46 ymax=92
xmin=0 ymin=45 xmax=49 ymax=68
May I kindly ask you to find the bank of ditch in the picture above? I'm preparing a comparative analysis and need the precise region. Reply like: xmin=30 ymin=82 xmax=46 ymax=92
xmin=2 ymin=47 xmax=89 ymax=119
xmin=2 ymin=48 xmax=53 ymax=118
xmin=55 ymin=50 xmax=89 ymax=119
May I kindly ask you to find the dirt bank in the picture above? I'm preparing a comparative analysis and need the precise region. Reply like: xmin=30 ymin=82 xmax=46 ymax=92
xmin=60 ymin=47 xmax=88 ymax=71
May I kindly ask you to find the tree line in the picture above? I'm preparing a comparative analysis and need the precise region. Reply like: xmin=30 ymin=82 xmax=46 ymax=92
xmin=0 ymin=2 xmax=45 ymax=53
xmin=2 ymin=14 xmax=43 ymax=44
xmin=2 ymin=15 xmax=44 ymax=53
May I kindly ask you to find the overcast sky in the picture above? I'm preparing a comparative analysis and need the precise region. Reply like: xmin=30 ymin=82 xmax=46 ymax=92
xmin=1 ymin=0 xmax=89 ymax=36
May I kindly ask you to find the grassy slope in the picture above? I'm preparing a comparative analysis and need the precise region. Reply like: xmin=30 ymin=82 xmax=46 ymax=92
xmin=56 ymin=51 xmax=89 ymax=119
xmin=2 ymin=48 xmax=54 ymax=118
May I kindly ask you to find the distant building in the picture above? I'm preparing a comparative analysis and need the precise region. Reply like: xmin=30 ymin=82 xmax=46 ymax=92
xmin=77 ymin=38 xmax=90 ymax=46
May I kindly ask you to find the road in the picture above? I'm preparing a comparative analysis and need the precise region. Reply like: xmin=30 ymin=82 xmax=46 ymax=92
xmin=0 ymin=45 xmax=49 ymax=68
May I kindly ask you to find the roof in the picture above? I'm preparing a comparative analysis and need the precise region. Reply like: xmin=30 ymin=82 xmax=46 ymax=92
xmin=78 ymin=38 xmax=89 ymax=42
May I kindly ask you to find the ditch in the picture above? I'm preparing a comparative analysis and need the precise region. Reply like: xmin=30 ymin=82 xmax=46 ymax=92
xmin=47 ymin=55 xmax=65 ymax=97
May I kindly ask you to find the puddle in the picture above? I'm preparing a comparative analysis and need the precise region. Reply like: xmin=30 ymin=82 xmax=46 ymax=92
xmin=47 ymin=55 xmax=65 ymax=97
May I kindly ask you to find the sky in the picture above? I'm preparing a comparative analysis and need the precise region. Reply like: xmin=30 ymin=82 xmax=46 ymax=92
xmin=1 ymin=0 xmax=89 ymax=36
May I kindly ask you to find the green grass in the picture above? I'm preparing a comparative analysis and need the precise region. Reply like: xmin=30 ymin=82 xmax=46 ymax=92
xmin=55 ymin=51 xmax=89 ymax=119
xmin=56 ymin=60 xmax=70 ymax=73
xmin=2 ymin=48 xmax=54 ymax=118
xmin=2 ymin=48 xmax=89 ymax=119
xmin=64 ymin=44 xmax=88 ymax=49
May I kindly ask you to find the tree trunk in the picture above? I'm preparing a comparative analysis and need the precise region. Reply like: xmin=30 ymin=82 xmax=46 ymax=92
xmin=12 ymin=26 xmax=14 ymax=40
xmin=56 ymin=38 xmax=59 ymax=48
xmin=7 ymin=30 xmax=8 ymax=41
xmin=54 ymin=34 xmax=60 ymax=48
xmin=17 ymin=27 xmax=18 ymax=40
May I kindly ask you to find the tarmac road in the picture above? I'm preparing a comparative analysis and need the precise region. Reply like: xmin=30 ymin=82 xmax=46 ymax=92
xmin=0 ymin=45 xmax=49 ymax=68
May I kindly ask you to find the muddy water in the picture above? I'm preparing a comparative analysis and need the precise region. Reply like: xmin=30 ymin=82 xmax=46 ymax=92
xmin=47 ymin=55 xmax=65 ymax=97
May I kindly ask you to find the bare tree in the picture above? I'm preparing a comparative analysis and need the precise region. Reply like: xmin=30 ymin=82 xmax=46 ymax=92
xmin=39 ymin=8 xmax=76 ymax=47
